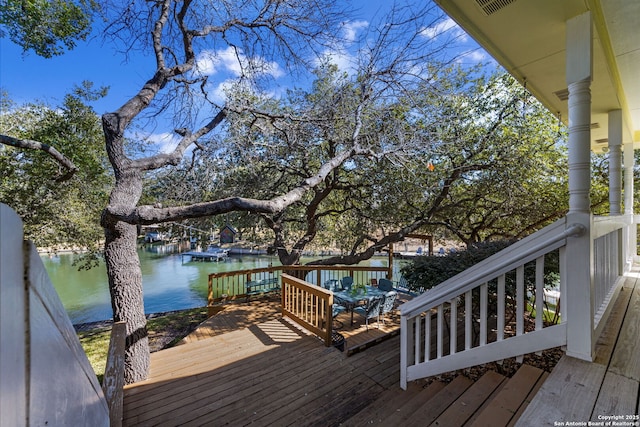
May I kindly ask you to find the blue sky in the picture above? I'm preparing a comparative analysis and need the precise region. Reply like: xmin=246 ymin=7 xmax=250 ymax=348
xmin=1 ymin=31 xmax=156 ymax=114
xmin=1 ymin=1 xmax=489 ymax=150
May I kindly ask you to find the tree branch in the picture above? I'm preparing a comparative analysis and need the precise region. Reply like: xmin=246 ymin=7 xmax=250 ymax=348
xmin=0 ymin=134 xmax=78 ymax=181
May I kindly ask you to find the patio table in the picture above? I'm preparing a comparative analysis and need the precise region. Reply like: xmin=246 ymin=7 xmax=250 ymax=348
xmin=333 ymin=285 xmax=387 ymax=326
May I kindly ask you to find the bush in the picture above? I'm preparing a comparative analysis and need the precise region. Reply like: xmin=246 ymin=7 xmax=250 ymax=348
xmin=400 ymin=240 xmax=559 ymax=295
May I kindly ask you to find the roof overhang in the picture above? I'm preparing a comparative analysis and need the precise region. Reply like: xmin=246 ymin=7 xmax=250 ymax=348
xmin=434 ymin=0 xmax=640 ymax=152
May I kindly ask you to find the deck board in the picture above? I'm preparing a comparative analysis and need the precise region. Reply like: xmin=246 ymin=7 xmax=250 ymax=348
xmin=128 ymin=337 xmax=337 ymax=426
xmin=430 ymin=370 xmax=505 ymax=426
xmin=469 ymin=364 xmax=543 ymax=427
xmin=608 ymin=281 xmax=640 ymax=381
xmin=506 ymin=371 xmax=548 ymax=427
xmin=341 ymin=381 xmax=426 ymax=427
xmin=375 ymin=380 xmax=447 ymax=426
xmin=402 ymin=375 xmax=473 ymax=427
xmin=594 ymin=277 xmax=635 ymax=365
xmin=517 ymin=356 xmax=606 ymax=425
xmin=593 ymin=371 xmax=639 ymax=417
xmin=518 ymin=268 xmax=640 ymax=426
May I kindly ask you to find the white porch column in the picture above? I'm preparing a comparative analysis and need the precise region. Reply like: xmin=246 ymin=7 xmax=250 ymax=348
xmin=608 ymin=110 xmax=622 ymax=215
xmin=624 ymin=142 xmax=635 ymax=215
xmin=624 ymin=141 xmax=636 ymax=263
xmin=564 ymin=11 xmax=594 ymax=362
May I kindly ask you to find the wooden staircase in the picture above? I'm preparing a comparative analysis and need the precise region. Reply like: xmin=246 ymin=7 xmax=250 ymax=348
xmin=344 ymin=363 xmax=548 ymax=426
xmin=123 ymin=316 xmax=550 ymax=426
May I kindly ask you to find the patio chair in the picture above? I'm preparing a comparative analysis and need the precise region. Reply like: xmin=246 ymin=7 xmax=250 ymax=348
xmin=353 ymin=295 xmax=384 ymax=330
xmin=323 ymin=279 xmax=340 ymax=292
xmin=332 ymin=302 xmax=347 ymax=329
xmin=378 ymin=278 xmax=393 ymax=292
xmin=332 ymin=303 xmax=346 ymax=318
xmin=394 ymin=277 xmax=422 ymax=296
xmin=340 ymin=276 xmax=353 ymax=291
xmin=380 ymin=291 xmax=397 ymax=325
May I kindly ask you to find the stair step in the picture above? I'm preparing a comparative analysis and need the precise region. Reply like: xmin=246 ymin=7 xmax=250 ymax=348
xmin=470 ymin=364 xmax=545 ymax=427
xmin=376 ymin=380 xmax=448 ymax=425
xmin=400 ymin=375 xmax=474 ymax=426
xmin=430 ymin=370 xmax=507 ymax=426
xmin=341 ymin=381 xmax=425 ymax=427
xmin=507 ymin=371 xmax=548 ymax=427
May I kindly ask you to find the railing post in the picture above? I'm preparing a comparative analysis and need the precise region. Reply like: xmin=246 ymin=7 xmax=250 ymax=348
xmin=207 ymin=275 xmax=215 ymax=317
xmin=388 ymin=243 xmax=394 ymax=280
xmin=102 ymin=321 xmax=126 ymax=427
xmin=564 ymin=214 xmax=594 ymax=361
xmin=400 ymin=315 xmax=409 ymax=390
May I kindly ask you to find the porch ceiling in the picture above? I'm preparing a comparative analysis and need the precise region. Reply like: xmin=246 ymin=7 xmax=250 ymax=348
xmin=434 ymin=0 xmax=640 ymax=153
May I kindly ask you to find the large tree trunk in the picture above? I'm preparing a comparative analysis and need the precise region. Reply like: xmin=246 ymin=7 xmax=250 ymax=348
xmin=101 ymin=154 xmax=149 ymax=383
xmin=103 ymin=218 xmax=149 ymax=384
xmin=104 ymin=222 xmax=149 ymax=384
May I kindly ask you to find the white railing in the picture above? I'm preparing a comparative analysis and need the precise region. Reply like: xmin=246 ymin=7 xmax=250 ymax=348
xmin=399 ymin=218 xmax=585 ymax=389
xmin=399 ymin=214 xmax=633 ymax=389
xmin=591 ymin=215 xmax=629 ymax=339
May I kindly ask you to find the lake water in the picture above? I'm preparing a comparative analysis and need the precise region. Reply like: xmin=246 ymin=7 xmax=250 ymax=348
xmin=42 ymin=244 xmax=403 ymax=325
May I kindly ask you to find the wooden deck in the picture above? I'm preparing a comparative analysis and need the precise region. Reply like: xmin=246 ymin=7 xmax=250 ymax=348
xmin=179 ymin=293 xmax=407 ymax=355
xmin=123 ymin=273 xmax=640 ymax=426
xmin=123 ymin=317 xmax=544 ymax=426
xmin=517 ymin=268 xmax=640 ymax=425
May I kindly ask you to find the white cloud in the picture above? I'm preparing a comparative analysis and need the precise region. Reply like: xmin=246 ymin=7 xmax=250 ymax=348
xmin=311 ymin=20 xmax=370 ymax=74
xmin=421 ymin=17 xmax=467 ymax=41
xmin=460 ymin=49 xmax=488 ymax=63
xmin=142 ymin=132 xmax=181 ymax=154
xmin=315 ymin=48 xmax=357 ymax=73
xmin=341 ymin=20 xmax=369 ymax=43
xmin=195 ymin=47 xmax=284 ymax=79
xmin=209 ymin=79 xmax=237 ymax=104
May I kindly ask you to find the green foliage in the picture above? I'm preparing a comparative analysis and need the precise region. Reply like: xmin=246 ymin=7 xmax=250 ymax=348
xmin=0 ymin=83 xmax=111 ymax=259
xmin=0 ymin=0 xmax=98 ymax=57
xmin=401 ymin=240 xmax=513 ymax=292
xmin=410 ymin=69 xmax=570 ymax=244
xmin=401 ymin=240 xmax=560 ymax=296
xmin=158 ymin=63 xmax=571 ymax=266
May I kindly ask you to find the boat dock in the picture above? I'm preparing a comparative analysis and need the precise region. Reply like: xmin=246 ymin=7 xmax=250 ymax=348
xmin=181 ymin=249 xmax=229 ymax=263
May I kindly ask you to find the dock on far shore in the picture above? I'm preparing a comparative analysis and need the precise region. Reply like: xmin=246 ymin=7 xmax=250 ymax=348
xmin=181 ymin=249 xmax=229 ymax=263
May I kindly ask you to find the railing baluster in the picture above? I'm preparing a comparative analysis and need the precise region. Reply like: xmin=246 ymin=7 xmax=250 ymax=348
xmin=497 ymin=274 xmax=505 ymax=341
xmin=516 ymin=265 xmax=525 ymax=363
xmin=516 ymin=265 xmax=524 ymax=337
xmin=437 ymin=305 xmax=443 ymax=358
xmin=465 ymin=290 xmax=472 ymax=350
xmin=425 ymin=311 xmax=431 ymax=361
xmin=535 ymin=256 xmax=544 ymax=330
xmin=480 ymin=283 xmax=487 ymax=346
xmin=414 ymin=315 xmax=421 ymax=363
xmin=450 ymin=298 xmax=457 ymax=355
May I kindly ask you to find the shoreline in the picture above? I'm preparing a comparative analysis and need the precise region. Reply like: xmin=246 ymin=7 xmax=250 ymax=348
xmin=73 ymin=307 xmax=207 ymax=332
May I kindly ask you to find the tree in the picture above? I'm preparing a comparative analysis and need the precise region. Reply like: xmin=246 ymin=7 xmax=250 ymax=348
xmin=0 ymin=0 xmax=99 ymax=57
xmin=206 ymin=64 xmax=570 ymax=266
xmin=0 ymin=84 xmax=111 ymax=258
xmin=91 ymin=1 xmax=471 ymax=382
xmin=172 ymin=4 xmax=473 ymax=268
xmin=95 ymin=0 xmax=381 ymax=384
xmin=416 ymin=72 xmax=571 ymax=246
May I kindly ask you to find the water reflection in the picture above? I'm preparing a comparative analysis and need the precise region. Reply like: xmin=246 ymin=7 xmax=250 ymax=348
xmin=42 ymin=244 xmax=402 ymax=325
